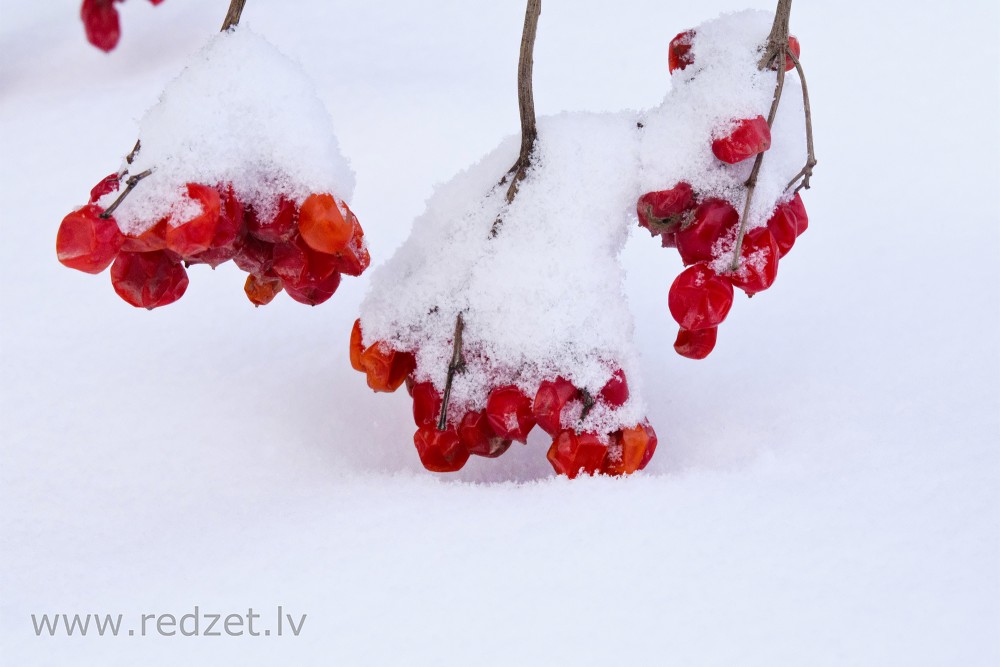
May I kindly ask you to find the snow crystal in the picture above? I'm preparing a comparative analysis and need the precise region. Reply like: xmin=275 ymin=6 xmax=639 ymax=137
xmin=639 ymin=10 xmax=808 ymax=235
xmin=98 ymin=27 xmax=355 ymax=235
xmin=360 ymin=112 xmax=647 ymax=435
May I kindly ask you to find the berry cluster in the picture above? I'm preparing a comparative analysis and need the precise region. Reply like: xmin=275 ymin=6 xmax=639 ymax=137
xmin=81 ymin=0 xmax=164 ymax=53
xmin=637 ymin=30 xmax=809 ymax=360
xmin=57 ymin=174 xmax=369 ymax=309
xmin=350 ymin=320 xmax=658 ymax=477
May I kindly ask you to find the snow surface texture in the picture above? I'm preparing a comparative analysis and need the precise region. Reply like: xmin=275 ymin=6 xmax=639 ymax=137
xmin=98 ymin=27 xmax=355 ymax=235
xmin=361 ymin=111 xmax=645 ymax=434
xmin=640 ymin=10 xmax=807 ymax=236
xmin=1 ymin=0 xmax=998 ymax=665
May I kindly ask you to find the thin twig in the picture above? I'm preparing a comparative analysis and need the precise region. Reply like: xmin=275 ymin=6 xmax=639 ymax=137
xmin=125 ymin=140 xmax=141 ymax=165
xmin=728 ymin=0 xmax=792 ymax=272
xmin=437 ymin=314 xmax=465 ymax=431
xmin=221 ymin=0 xmax=247 ymax=31
xmin=784 ymin=50 xmax=816 ymax=192
xmin=100 ymin=169 xmax=152 ymax=219
xmin=490 ymin=0 xmax=542 ymax=237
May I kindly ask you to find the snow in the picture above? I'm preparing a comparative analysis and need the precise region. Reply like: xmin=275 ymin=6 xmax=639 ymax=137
xmin=360 ymin=111 xmax=645 ymax=434
xmin=96 ymin=26 xmax=355 ymax=235
xmin=1 ymin=0 xmax=998 ymax=665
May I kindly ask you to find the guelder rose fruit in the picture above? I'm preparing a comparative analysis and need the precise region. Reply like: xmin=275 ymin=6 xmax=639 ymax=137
xmin=668 ymin=263 xmax=734 ymax=330
xmin=56 ymin=204 xmax=124 ymax=274
xmin=712 ymin=116 xmax=771 ymax=164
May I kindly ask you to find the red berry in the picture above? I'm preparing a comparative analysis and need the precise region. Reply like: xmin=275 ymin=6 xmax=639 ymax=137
xmin=675 ymin=198 xmax=739 ymax=265
xmin=247 ymin=196 xmax=297 ymax=243
xmin=329 ymin=206 xmax=370 ymax=277
xmin=547 ymin=430 xmax=608 ymax=479
xmin=110 ymin=250 xmax=189 ymax=309
xmin=272 ymin=234 xmax=342 ymax=305
xmin=81 ymin=0 xmax=120 ymax=52
xmin=598 ymin=369 xmax=629 ymax=407
xmin=785 ymin=35 xmax=801 ymax=72
xmin=532 ymin=377 xmax=580 ymax=436
xmin=56 ymin=204 xmax=124 ymax=274
xmin=726 ymin=227 xmax=779 ymax=295
xmin=89 ymin=173 xmax=120 ymax=203
xmin=636 ymin=182 xmax=695 ymax=238
xmin=765 ymin=199 xmax=798 ymax=258
xmin=283 ymin=270 xmax=341 ymax=306
xmin=668 ymin=30 xmax=695 ymax=74
xmin=299 ymin=193 xmax=352 ymax=254
xmin=188 ymin=184 xmax=246 ymax=267
xmin=359 ymin=344 xmax=416 ymax=393
xmin=788 ymin=192 xmax=808 ymax=236
xmin=668 ymin=263 xmax=734 ymax=331
xmin=602 ymin=421 xmax=657 ymax=476
xmin=243 ymin=273 xmax=282 ymax=307
xmin=121 ymin=219 xmax=168 ymax=253
xmin=412 ymin=382 xmax=442 ymax=428
xmin=485 ymin=385 xmax=535 ymax=444
xmin=349 ymin=319 xmax=365 ymax=372
xmin=458 ymin=410 xmax=511 ymax=458
xmin=232 ymin=235 xmax=274 ymax=276
xmin=673 ymin=326 xmax=718 ymax=359
xmin=164 ymin=183 xmax=223 ymax=259
xmin=712 ymin=116 xmax=771 ymax=164
xmin=414 ymin=426 xmax=469 ymax=473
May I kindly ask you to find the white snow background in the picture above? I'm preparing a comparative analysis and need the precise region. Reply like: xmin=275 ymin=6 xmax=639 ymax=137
xmin=1 ymin=0 xmax=997 ymax=664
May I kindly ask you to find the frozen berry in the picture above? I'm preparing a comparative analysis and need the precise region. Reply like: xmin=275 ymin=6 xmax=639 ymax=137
xmin=547 ymin=430 xmax=607 ymax=479
xmin=636 ymin=182 xmax=695 ymax=238
xmin=81 ymin=0 xmax=121 ymax=52
xmin=56 ymin=204 xmax=124 ymax=274
xmin=329 ymin=206 xmax=370 ymax=277
xmin=188 ymin=184 xmax=246 ymax=267
xmin=668 ymin=263 xmax=734 ymax=331
xmin=414 ymin=426 xmax=469 ymax=473
xmin=668 ymin=30 xmax=695 ymax=74
xmin=121 ymin=219 xmax=169 ymax=253
xmin=675 ymin=198 xmax=739 ymax=266
xmin=785 ymin=35 xmax=801 ymax=72
xmin=412 ymin=382 xmax=442 ymax=428
xmin=532 ymin=377 xmax=579 ymax=436
xmin=726 ymin=227 xmax=779 ymax=295
xmin=110 ymin=250 xmax=189 ymax=309
xmin=486 ymin=385 xmax=535 ymax=444
xmin=247 ymin=196 xmax=297 ymax=243
xmin=89 ymin=173 xmax=120 ymax=203
xmin=598 ymin=369 xmax=629 ymax=407
xmin=299 ymin=193 xmax=352 ymax=254
xmin=283 ymin=270 xmax=341 ymax=306
xmin=349 ymin=319 xmax=365 ymax=372
xmin=244 ymin=273 xmax=282 ymax=307
xmin=165 ymin=183 xmax=223 ymax=258
xmin=360 ymin=344 xmax=416 ymax=393
xmin=673 ymin=327 xmax=718 ymax=359
xmin=712 ymin=116 xmax=771 ymax=164
xmin=458 ymin=410 xmax=511 ymax=458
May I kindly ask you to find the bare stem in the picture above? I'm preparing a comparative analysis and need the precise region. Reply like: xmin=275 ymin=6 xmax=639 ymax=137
xmin=437 ymin=314 xmax=466 ymax=431
xmin=785 ymin=50 xmax=817 ymax=192
xmin=125 ymin=140 xmax=141 ymax=165
xmin=221 ymin=0 xmax=247 ymax=31
xmin=100 ymin=169 xmax=152 ymax=219
xmin=728 ymin=0 xmax=792 ymax=272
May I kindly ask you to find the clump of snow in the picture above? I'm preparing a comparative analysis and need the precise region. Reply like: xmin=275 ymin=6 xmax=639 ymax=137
xmin=360 ymin=112 xmax=647 ymax=435
xmin=639 ymin=10 xmax=807 ymax=237
xmin=99 ymin=27 xmax=355 ymax=235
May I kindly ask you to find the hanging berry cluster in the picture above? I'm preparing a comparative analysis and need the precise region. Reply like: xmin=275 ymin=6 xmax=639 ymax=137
xmin=57 ymin=173 xmax=367 ymax=309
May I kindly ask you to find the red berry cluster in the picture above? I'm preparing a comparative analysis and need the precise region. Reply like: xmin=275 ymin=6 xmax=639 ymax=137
xmin=350 ymin=321 xmax=658 ymax=477
xmin=56 ymin=174 xmax=369 ymax=309
xmin=638 ymin=29 xmax=809 ymax=360
xmin=81 ymin=0 xmax=164 ymax=53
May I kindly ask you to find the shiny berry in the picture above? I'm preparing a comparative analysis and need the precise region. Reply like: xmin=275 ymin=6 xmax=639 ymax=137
xmin=668 ymin=263 xmax=734 ymax=331
xmin=359 ymin=344 xmax=416 ymax=393
xmin=598 ymin=369 xmax=629 ymax=407
xmin=712 ymin=116 xmax=771 ymax=164
xmin=299 ymin=193 xmax=352 ymax=254
xmin=81 ymin=0 xmax=120 ymax=52
xmin=56 ymin=204 xmax=124 ymax=274
xmin=110 ymin=250 xmax=189 ymax=309
xmin=412 ymin=382 xmax=442 ymax=428
xmin=121 ymin=219 xmax=169 ymax=253
xmin=89 ymin=173 xmax=120 ymax=203
xmin=164 ymin=183 xmax=223 ymax=258
xmin=668 ymin=30 xmax=695 ymax=74
xmin=247 ymin=196 xmax=297 ymax=243
xmin=188 ymin=184 xmax=246 ymax=267
xmin=636 ymin=182 xmax=695 ymax=238
xmin=486 ymin=385 xmax=535 ymax=444
xmin=673 ymin=327 xmax=718 ymax=359
xmin=243 ymin=273 xmax=282 ymax=307
xmin=532 ymin=377 xmax=579 ymax=436
xmin=785 ymin=35 xmax=801 ymax=72
xmin=349 ymin=319 xmax=365 ymax=372
xmin=458 ymin=410 xmax=511 ymax=458
xmin=726 ymin=227 xmax=779 ymax=295
xmin=547 ymin=430 xmax=608 ymax=479
xmin=675 ymin=198 xmax=739 ymax=265
xmin=414 ymin=426 xmax=469 ymax=473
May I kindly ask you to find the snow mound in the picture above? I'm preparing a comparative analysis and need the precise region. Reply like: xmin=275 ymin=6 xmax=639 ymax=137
xmin=360 ymin=111 xmax=646 ymax=435
xmin=639 ymin=10 xmax=807 ymax=232
xmin=99 ymin=27 xmax=355 ymax=236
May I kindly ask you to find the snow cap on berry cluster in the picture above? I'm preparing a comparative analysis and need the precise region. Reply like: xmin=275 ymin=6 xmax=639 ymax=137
xmin=99 ymin=27 xmax=355 ymax=236
xmin=640 ymin=10 xmax=806 ymax=237
xmin=360 ymin=112 xmax=647 ymax=435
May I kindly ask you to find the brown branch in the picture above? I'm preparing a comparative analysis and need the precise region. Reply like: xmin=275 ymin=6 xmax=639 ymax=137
xmin=125 ymin=140 xmax=141 ymax=165
xmin=785 ymin=50 xmax=816 ymax=192
xmin=221 ymin=0 xmax=247 ymax=31
xmin=728 ymin=0 xmax=792 ymax=272
xmin=99 ymin=169 xmax=152 ymax=219
xmin=437 ymin=313 xmax=465 ymax=431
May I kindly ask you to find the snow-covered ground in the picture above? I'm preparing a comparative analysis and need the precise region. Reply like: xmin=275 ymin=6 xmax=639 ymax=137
xmin=1 ymin=0 xmax=997 ymax=664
